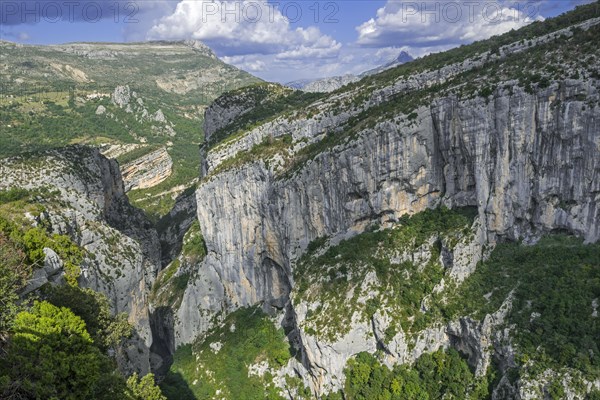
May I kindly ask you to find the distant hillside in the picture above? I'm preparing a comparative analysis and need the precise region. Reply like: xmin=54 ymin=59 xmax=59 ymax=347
xmin=0 ymin=40 xmax=261 ymax=219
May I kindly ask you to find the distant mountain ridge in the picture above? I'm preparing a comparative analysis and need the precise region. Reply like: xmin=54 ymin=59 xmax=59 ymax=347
xmin=286 ymin=50 xmax=414 ymax=93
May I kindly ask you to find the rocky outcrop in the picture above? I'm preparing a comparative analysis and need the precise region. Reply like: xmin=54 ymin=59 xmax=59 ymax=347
xmin=302 ymin=74 xmax=359 ymax=93
xmin=0 ymin=146 xmax=162 ymax=375
xmin=203 ymin=93 xmax=258 ymax=142
xmin=112 ymin=85 xmax=132 ymax=108
xmin=99 ymin=143 xmax=144 ymax=160
xmin=207 ymin=17 xmax=600 ymax=174
xmin=120 ymin=147 xmax=173 ymax=191
xmin=21 ymin=248 xmax=65 ymax=295
xmin=361 ymin=50 xmax=414 ymax=76
xmin=196 ymin=77 xmax=599 ymax=299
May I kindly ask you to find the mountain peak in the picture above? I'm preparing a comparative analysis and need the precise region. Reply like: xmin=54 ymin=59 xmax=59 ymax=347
xmin=395 ymin=50 xmax=414 ymax=64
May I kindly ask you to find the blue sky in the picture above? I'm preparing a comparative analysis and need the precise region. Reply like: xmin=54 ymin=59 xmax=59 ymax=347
xmin=0 ymin=1 xmax=593 ymax=82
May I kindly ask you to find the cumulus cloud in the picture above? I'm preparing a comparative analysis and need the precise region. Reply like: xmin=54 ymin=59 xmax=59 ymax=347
xmin=146 ymin=0 xmax=340 ymax=58
xmin=221 ymin=55 xmax=266 ymax=71
xmin=356 ymin=0 xmax=544 ymax=49
xmin=275 ymin=44 xmax=342 ymax=61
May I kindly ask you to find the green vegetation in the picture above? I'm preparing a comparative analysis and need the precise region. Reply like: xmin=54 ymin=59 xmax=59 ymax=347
xmin=0 ymin=215 xmax=83 ymax=286
xmin=116 ymin=145 xmax=162 ymax=166
xmin=588 ymin=389 xmax=600 ymax=399
xmin=151 ymin=258 xmax=189 ymax=309
xmin=161 ymin=306 xmax=291 ymax=400
xmin=0 ymin=301 xmax=165 ymax=400
xmin=208 ymin=84 xmax=322 ymax=149
xmin=0 ymin=187 xmax=167 ymax=399
xmin=0 ymin=40 xmax=260 ymax=219
xmin=126 ymin=373 xmax=167 ymax=400
xmin=0 ymin=188 xmax=36 ymax=204
xmin=1 ymin=4 xmax=599 ymax=398
xmin=181 ymin=220 xmax=207 ymax=262
xmin=294 ymin=207 xmax=476 ymax=341
xmin=296 ymin=201 xmax=600 ymax=392
xmin=444 ymin=235 xmax=600 ymax=380
xmin=0 ymin=301 xmax=122 ymax=400
xmin=0 ymin=189 xmax=58 ymax=333
xmin=0 ymin=230 xmax=29 ymax=334
xmin=0 ymin=188 xmax=55 ymax=210
xmin=209 ymin=134 xmax=293 ymax=176
xmin=127 ymin=140 xmax=203 ymax=222
xmin=328 ymin=349 xmax=491 ymax=400
xmin=44 ymin=285 xmax=133 ymax=352
xmin=0 ymin=92 xmax=203 ymax=220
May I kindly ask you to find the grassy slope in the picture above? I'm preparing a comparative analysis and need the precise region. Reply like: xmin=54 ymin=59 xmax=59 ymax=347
xmin=447 ymin=235 xmax=600 ymax=381
xmin=294 ymin=207 xmax=477 ymax=341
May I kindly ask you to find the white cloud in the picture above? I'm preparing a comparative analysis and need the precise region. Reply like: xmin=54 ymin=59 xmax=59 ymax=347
xmin=275 ymin=44 xmax=342 ymax=60
xmin=221 ymin=51 xmax=344 ymax=82
xmin=221 ymin=55 xmax=266 ymax=71
xmin=147 ymin=0 xmax=340 ymax=59
xmin=356 ymin=1 xmax=543 ymax=49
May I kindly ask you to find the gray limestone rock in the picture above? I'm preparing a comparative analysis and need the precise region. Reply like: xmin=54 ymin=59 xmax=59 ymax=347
xmin=171 ymin=16 xmax=600 ymax=396
xmin=112 ymin=85 xmax=131 ymax=108
xmin=95 ymin=105 xmax=106 ymax=115
xmin=0 ymin=146 xmax=162 ymax=375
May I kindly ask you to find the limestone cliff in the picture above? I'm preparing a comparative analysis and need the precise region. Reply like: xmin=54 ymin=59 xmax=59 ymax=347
xmin=285 ymin=52 xmax=414 ymax=93
xmin=120 ymin=147 xmax=173 ymax=191
xmin=170 ymin=11 xmax=600 ymax=398
xmin=0 ymin=146 xmax=162 ymax=375
xmin=300 ymin=74 xmax=359 ymax=93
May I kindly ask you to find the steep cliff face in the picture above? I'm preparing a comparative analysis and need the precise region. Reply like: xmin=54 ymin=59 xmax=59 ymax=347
xmin=185 ymin=81 xmax=599 ymax=391
xmin=432 ymin=82 xmax=599 ymax=243
xmin=169 ymin=10 xmax=600 ymax=398
xmin=0 ymin=146 xmax=161 ymax=374
xmin=3 ymin=5 xmax=594 ymax=399
xmin=120 ymin=147 xmax=173 ymax=191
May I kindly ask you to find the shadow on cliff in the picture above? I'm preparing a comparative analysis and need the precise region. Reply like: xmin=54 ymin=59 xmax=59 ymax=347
xmin=156 ymin=188 xmax=198 ymax=268
xmin=150 ymin=305 xmax=176 ymax=377
xmin=159 ymin=371 xmax=197 ymax=400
